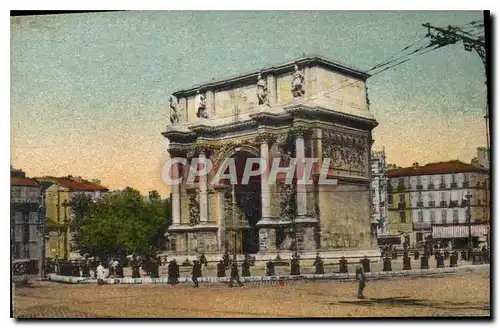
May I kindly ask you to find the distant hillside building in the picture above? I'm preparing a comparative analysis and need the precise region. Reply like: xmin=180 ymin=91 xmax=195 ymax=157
xmin=371 ymin=150 xmax=388 ymax=236
xmin=387 ymin=160 xmax=490 ymax=248
xmin=11 ymin=168 xmax=43 ymax=264
xmin=35 ymin=176 xmax=109 ymax=260
xmin=471 ymin=147 xmax=490 ymax=169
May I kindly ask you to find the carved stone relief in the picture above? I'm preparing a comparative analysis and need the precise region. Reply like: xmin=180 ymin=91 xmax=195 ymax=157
xmin=188 ymin=192 xmax=200 ymax=226
xmin=279 ymin=181 xmax=296 ymax=221
xmin=322 ymin=131 xmax=367 ymax=174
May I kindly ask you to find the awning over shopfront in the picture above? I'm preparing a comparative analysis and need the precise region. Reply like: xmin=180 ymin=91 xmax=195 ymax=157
xmin=432 ymin=225 xmax=488 ymax=238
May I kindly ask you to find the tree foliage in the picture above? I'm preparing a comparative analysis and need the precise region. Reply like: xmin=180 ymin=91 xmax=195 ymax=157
xmin=73 ymin=188 xmax=171 ymax=261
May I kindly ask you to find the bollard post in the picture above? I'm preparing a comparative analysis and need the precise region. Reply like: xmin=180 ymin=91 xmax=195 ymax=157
xmin=403 ymin=255 xmax=411 ymax=270
xmin=436 ymin=253 xmax=444 ymax=268
xmin=449 ymin=252 xmax=458 ymax=267
xmin=266 ymin=260 xmax=275 ymax=276
xmin=420 ymin=255 xmax=429 ymax=269
xmin=290 ymin=256 xmax=300 ymax=276
xmin=361 ymin=257 xmax=371 ymax=273
xmin=383 ymin=257 xmax=392 ymax=272
xmin=314 ymin=256 xmax=325 ymax=274
xmin=339 ymin=257 xmax=348 ymax=274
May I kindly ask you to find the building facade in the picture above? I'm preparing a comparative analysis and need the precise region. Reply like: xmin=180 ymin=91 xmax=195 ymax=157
xmin=163 ymin=56 xmax=380 ymax=259
xmin=371 ymin=149 xmax=388 ymax=236
xmin=11 ymin=168 xmax=43 ymax=263
xmin=35 ymin=176 xmax=108 ymax=260
xmin=387 ymin=161 xmax=490 ymax=248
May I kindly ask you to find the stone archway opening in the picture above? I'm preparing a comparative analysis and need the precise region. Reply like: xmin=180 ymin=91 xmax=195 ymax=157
xmin=220 ymin=150 xmax=262 ymax=255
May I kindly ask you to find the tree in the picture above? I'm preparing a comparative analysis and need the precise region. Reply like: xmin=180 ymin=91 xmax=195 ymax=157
xmin=69 ymin=192 xmax=95 ymax=252
xmin=76 ymin=188 xmax=171 ymax=261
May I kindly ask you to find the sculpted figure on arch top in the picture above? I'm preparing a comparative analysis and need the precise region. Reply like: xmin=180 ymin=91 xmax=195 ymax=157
xmin=169 ymin=95 xmax=181 ymax=124
xmin=291 ymin=64 xmax=305 ymax=98
xmin=256 ymin=72 xmax=270 ymax=106
xmin=195 ymin=91 xmax=208 ymax=119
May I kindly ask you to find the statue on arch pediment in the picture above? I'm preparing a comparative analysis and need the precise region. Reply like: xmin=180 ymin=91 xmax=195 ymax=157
xmin=169 ymin=95 xmax=181 ymax=124
xmin=291 ymin=64 xmax=305 ymax=98
xmin=195 ymin=91 xmax=208 ymax=119
xmin=256 ymin=72 xmax=270 ymax=106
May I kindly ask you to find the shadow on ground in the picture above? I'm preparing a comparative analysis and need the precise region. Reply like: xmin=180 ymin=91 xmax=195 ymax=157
xmin=337 ymin=296 xmax=490 ymax=312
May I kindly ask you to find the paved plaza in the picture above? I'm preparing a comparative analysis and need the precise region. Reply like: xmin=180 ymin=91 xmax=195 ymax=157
xmin=12 ymin=267 xmax=489 ymax=318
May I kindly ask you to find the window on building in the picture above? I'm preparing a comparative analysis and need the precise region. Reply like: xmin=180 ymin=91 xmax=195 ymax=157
xmin=440 ymin=175 xmax=446 ymax=188
xmin=430 ymin=211 xmax=436 ymax=224
xmin=22 ymin=223 xmax=30 ymax=244
xmin=418 ymin=192 xmax=423 ymax=202
xmin=399 ymin=194 xmax=405 ymax=203
xmin=453 ymin=209 xmax=459 ymax=223
xmin=400 ymin=211 xmax=406 ymax=223
xmin=418 ymin=211 xmax=423 ymax=222
xmin=388 ymin=195 xmax=393 ymax=206
xmin=441 ymin=210 xmax=447 ymax=224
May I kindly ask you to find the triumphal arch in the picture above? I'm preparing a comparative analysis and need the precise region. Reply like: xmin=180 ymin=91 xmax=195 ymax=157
xmin=163 ymin=56 xmax=379 ymax=259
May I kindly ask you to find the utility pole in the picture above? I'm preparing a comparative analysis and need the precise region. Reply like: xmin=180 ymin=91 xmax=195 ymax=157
xmin=38 ymin=191 xmax=46 ymax=278
xmin=422 ymin=21 xmax=489 ymax=153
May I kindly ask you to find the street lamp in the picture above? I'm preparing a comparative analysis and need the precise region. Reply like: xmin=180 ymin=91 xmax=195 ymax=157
xmin=465 ymin=192 xmax=472 ymax=250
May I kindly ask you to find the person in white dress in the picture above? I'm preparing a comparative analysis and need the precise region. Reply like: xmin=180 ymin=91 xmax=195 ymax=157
xmin=96 ymin=262 xmax=107 ymax=286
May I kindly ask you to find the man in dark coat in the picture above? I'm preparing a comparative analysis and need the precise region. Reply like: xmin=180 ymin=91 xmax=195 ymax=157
xmin=199 ymin=253 xmax=208 ymax=267
xmin=229 ymin=262 xmax=243 ymax=287
xmin=131 ymin=257 xmax=141 ymax=279
xmin=191 ymin=260 xmax=202 ymax=288
xmin=241 ymin=259 xmax=251 ymax=277
xmin=168 ymin=259 xmax=179 ymax=284
xmin=356 ymin=266 xmax=367 ymax=299
xmin=223 ymin=252 xmax=230 ymax=269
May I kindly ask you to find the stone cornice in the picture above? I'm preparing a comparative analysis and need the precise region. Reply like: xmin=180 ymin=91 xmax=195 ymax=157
xmin=173 ymin=56 xmax=370 ymax=98
xmin=284 ymin=106 xmax=378 ymax=130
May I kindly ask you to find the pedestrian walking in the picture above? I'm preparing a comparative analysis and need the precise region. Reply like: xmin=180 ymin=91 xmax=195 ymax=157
xmin=355 ymin=266 xmax=366 ymax=299
xmin=191 ymin=260 xmax=201 ymax=288
xmin=223 ymin=251 xmax=230 ymax=269
xmin=168 ymin=259 xmax=179 ymax=284
xmin=199 ymin=253 xmax=208 ymax=268
xmin=229 ymin=262 xmax=243 ymax=288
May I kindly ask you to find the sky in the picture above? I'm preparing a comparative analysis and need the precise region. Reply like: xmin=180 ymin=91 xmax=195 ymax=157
xmin=10 ymin=11 xmax=487 ymax=196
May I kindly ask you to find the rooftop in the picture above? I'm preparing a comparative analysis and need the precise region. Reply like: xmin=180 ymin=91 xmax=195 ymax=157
xmin=388 ymin=160 xmax=489 ymax=178
xmin=173 ymin=55 xmax=370 ymax=98
xmin=35 ymin=176 xmax=109 ymax=192
xmin=11 ymin=177 xmax=40 ymax=187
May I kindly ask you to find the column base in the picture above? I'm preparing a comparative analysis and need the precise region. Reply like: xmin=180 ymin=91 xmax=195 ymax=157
xmin=258 ymin=227 xmax=276 ymax=253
